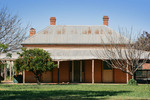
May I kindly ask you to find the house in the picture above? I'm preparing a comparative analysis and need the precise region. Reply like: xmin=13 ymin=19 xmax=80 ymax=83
xmin=21 ymin=16 xmax=133 ymax=83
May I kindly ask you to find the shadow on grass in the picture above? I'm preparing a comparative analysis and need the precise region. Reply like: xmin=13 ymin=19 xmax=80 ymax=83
xmin=0 ymin=90 xmax=131 ymax=100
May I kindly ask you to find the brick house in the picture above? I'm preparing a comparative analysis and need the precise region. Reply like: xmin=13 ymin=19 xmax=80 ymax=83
xmin=21 ymin=16 xmax=133 ymax=83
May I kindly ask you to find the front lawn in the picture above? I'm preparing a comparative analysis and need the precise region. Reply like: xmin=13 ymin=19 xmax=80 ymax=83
xmin=0 ymin=84 xmax=150 ymax=99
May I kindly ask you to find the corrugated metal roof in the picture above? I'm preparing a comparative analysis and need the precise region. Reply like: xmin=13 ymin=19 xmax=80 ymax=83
xmin=0 ymin=48 xmax=149 ymax=61
xmin=0 ymin=52 xmax=19 ymax=60
xmin=22 ymin=25 xmax=130 ymax=45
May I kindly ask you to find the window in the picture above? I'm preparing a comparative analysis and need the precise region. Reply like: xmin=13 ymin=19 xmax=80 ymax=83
xmin=103 ymin=61 xmax=112 ymax=70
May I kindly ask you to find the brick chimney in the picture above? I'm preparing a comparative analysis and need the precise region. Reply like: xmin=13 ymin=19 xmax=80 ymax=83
xmin=103 ymin=16 xmax=109 ymax=26
xmin=30 ymin=28 xmax=36 ymax=37
xmin=50 ymin=17 xmax=56 ymax=25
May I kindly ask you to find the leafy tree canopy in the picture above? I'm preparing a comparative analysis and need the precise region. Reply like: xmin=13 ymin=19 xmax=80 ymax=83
xmin=15 ymin=48 xmax=57 ymax=84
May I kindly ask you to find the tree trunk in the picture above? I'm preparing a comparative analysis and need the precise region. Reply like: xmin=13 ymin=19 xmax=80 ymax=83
xmin=34 ymin=74 xmax=40 ymax=85
xmin=32 ymin=71 xmax=41 ymax=85
xmin=132 ymin=74 xmax=134 ymax=80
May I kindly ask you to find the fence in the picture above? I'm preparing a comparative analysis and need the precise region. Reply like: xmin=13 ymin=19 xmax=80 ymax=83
xmin=135 ymin=69 xmax=150 ymax=84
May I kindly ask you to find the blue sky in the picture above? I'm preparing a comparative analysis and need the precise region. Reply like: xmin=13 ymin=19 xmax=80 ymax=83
xmin=0 ymin=0 xmax=150 ymax=36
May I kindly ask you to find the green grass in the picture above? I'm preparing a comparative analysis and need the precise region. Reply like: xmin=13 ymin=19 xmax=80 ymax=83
xmin=0 ymin=84 xmax=150 ymax=100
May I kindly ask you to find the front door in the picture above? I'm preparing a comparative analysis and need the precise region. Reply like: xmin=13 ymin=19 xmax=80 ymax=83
xmin=74 ymin=61 xmax=80 ymax=82
xmin=102 ymin=61 xmax=113 ymax=82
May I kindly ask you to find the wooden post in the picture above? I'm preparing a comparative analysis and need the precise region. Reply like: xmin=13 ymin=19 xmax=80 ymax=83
xmin=92 ymin=60 xmax=94 ymax=84
xmin=72 ymin=61 xmax=74 ymax=82
xmin=80 ymin=61 xmax=82 ymax=82
xmin=4 ymin=61 xmax=6 ymax=81
xmin=23 ymin=70 xmax=25 ymax=83
xmin=9 ymin=61 xmax=12 ymax=81
xmin=57 ymin=61 xmax=60 ymax=84
xmin=126 ymin=64 xmax=129 ymax=84
xmin=13 ymin=61 xmax=14 ymax=76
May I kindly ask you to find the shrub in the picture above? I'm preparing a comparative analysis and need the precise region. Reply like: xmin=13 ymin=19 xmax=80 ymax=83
xmin=128 ymin=79 xmax=137 ymax=85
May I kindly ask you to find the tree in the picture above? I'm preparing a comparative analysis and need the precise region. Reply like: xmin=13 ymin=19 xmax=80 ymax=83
xmin=134 ymin=31 xmax=150 ymax=51
xmin=0 ymin=7 xmax=28 ymax=53
xmin=0 ymin=7 xmax=28 ymax=82
xmin=15 ymin=48 xmax=57 ymax=85
xmin=93 ymin=28 xmax=150 ymax=81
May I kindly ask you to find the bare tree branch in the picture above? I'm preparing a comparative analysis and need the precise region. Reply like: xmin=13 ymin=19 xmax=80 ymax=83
xmin=0 ymin=7 xmax=28 ymax=54
xmin=92 ymin=28 xmax=150 ymax=79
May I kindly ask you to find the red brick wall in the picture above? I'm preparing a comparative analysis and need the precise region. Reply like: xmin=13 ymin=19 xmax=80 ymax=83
xmin=25 ymin=71 xmax=52 ymax=83
xmin=23 ymin=44 xmax=127 ymax=49
xmin=128 ymin=74 xmax=132 ymax=81
xmin=84 ymin=60 xmax=102 ymax=83
xmin=94 ymin=60 xmax=102 ymax=83
xmin=52 ymin=67 xmax=58 ymax=83
xmin=84 ymin=60 xmax=92 ymax=83
xmin=25 ymin=60 xmax=133 ymax=83
xmin=59 ymin=61 xmax=70 ymax=82
xmin=25 ymin=71 xmax=37 ymax=83
xmin=41 ymin=71 xmax=52 ymax=83
xmin=142 ymin=63 xmax=150 ymax=69
xmin=114 ymin=69 xmax=127 ymax=83
xmin=52 ymin=61 xmax=58 ymax=83
xmin=52 ymin=61 xmax=70 ymax=83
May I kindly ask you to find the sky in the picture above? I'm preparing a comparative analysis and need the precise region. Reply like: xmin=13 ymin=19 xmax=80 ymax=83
xmin=0 ymin=0 xmax=150 ymax=36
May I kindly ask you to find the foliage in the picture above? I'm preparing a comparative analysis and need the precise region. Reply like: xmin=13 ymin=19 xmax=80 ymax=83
xmin=128 ymin=79 xmax=137 ymax=85
xmin=0 ymin=43 xmax=8 ymax=70
xmin=0 ymin=60 xmax=6 ymax=82
xmin=0 ymin=43 xmax=11 ymax=78
xmin=0 ymin=43 xmax=8 ymax=53
xmin=6 ymin=53 xmax=12 ymax=58
xmin=0 ymin=60 xmax=5 ymax=69
xmin=15 ymin=48 xmax=57 ymax=84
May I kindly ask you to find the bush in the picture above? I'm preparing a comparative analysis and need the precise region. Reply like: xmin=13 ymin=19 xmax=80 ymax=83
xmin=128 ymin=79 xmax=137 ymax=85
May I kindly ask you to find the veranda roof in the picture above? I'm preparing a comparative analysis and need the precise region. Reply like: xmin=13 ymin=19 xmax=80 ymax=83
xmin=0 ymin=49 xmax=97 ymax=61
xmin=0 ymin=48 xmax=149 ymax=61
xmin=0 ymin=53 xmax=19 ymax=61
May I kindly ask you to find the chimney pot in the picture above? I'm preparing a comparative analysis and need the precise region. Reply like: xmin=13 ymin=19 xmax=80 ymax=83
xmin=50 ymin=17 xmax=56 ymax=25
xmin=30 ymin=28 xmax=36 ymax=37
xmin=103 ymin=16 xmax=109 ymax=26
